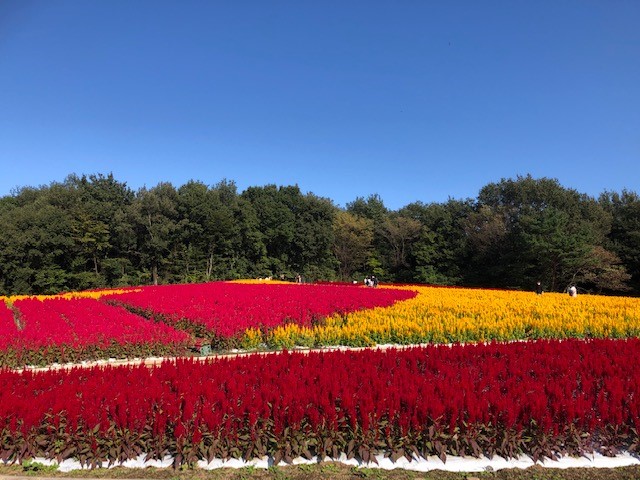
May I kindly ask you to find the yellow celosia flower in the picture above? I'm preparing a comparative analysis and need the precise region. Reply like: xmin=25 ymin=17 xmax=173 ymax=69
xmin=243 ymin=286 xmax=640 ymax=348
xmin=3 ymin=288 xmax=140 ymax=305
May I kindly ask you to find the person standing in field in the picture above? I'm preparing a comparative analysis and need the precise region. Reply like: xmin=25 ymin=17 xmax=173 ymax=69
xmin=536 ymin=281 xmax=543 ymax=295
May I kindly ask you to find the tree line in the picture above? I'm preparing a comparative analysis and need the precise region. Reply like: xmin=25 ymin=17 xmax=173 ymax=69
xmin=1 ymin=173 xmax=639 ymax=296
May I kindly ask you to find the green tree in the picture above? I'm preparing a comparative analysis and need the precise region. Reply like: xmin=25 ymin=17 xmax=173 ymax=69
xmin=400 ymin=199 xmax=473 ymax=285
xmin=471 ymin=175 xmax=613 ymax=291
xmin=242 ymin=185 xmax=296 ymax=277
xmin=127 ymin=183 xmax=180 ymax=285
xmin=347 ymin=194 xmax=389 ymax=279
xmin=3 ymin=172 xmax=637 ymax=296
xmin=461 ymin=204 xmax=511 ymax=285
xmin=569 ymin=246 xmax=631 ymax=293
xmin=0 ymin=185 xmax=75 ymax=294
xmin=175 ymin=180 xmax=242 ymax=281
xmin=332 ymin=211 xmax=374 ymax=281
xmin=70 ymin=213 xmax=110 ymax=276
xmin=600 ymin=190 xmax=640 ymax=291
xmin=519 ymin=207 xmax=595 ymax=291
xmin=67 ymin=173 xmax=135 ymax=288
xmin=379 ymin=214 xmax=423 ymax=280
xmin=242 ymin=185 xmax=337 ymax=280
xmin=287 ymin=192 xmax=337 ymax=280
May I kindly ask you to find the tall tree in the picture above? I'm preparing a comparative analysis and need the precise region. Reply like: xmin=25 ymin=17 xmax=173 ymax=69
xmin=175 ymin=180 xmax=242 ymax=281
xmin=519 ymin=206 xmax=595 ymax=291
xmin=242 ymin=185 xmax=336 ymax=280
xmin=127 ymin=183 xmax=180 ymax=285
xmin=68 ymin=173 xmax=134 ymax=288
xmin=471 ymin=175 xmax=614 ymax=291
xmin=332 ymin=211 xmax=374 ymax=281
xmin=379 ymin=214 xmax=423 ymax=280
xmin=600 ymin=190 xmax=640 ymax=291
xmin=347 ymin=194 xmax=389 ymax=279
xmin=288 ymin=193 xmax=337 ymax=280
xmin=0 ymin=185 xmax=75 ymax=294
xmin=569 ymin=246 xmax=631 ymax=293
xmin=400 ymin=199 xmax=473 ymax=284
xmin=242 ymin=185 xmax=297 ymax=277
xmin=462 ymin=204 xmax=511 ymax=286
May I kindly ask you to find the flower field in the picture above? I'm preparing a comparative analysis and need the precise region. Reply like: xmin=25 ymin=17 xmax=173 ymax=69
xmin=1 ymin=281 xmax=639 ymax=469
xmin=1 ymin=339 xmax=638 ymax=467
xmin=0 ymin=297 xmax=192 ymax=367
xmin=100 ymin=282 xmax=417 ymax=347
xmin=0 ymin=282 xmax=416 ymax=367
xmin=0 ymin=301 xmax=17 ymax=351
xmin=4 ymin=283 xmax=640 ymax=366
xmin=263 ymin=285 xmax=640 ymax=348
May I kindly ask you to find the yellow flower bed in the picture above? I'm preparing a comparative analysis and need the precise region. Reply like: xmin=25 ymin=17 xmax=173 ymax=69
xmin=259 ymin=286 xmax=640 ymax=347
xmin=1 ymin=288 xmax=139 ymax=305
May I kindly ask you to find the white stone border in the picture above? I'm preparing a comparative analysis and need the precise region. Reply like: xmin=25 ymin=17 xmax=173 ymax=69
xmin=30 ymin=452 xmax=640 ymax=473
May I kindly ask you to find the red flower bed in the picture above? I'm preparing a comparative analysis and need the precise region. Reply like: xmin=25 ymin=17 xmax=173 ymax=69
xmin=102 ymin=282 xmax=416 ymax=338
xmin=1 ymin=298 xmax=191 ymax=367
xmin=0 ymin=302 xmax=17 ymax=351
xmin=1 ymin=339 xmax=638 ymax=466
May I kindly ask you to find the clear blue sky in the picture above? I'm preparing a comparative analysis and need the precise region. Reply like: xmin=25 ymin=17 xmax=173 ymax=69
xmin=1 ymin=1 xmax=638 ymax=210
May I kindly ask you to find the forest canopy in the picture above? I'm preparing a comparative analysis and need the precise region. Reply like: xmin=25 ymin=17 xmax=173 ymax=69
xmin=1 ymin=173 xmax=639 ymax=296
